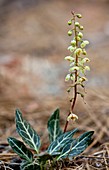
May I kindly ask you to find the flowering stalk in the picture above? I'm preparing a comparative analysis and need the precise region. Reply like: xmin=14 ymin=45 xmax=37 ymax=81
xmin=64 ymin=11 xmax=90 ymax=133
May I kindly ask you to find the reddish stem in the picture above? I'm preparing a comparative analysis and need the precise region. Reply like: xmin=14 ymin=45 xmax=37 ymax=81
xmin=64 ymin=13 xmax=78 ymax=133
xmin=64 ymin=78 xmax=77 ymax=133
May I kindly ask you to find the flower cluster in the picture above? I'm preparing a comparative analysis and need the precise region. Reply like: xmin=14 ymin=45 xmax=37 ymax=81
xmin=65 ymin=12 xmax=90 ymax=100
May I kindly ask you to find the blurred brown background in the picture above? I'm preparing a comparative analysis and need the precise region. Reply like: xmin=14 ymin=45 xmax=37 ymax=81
xmin=0 ymin=0 xmax=109 ymax=151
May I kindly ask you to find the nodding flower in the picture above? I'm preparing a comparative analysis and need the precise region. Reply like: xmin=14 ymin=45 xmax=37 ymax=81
xmin=67 ymin=113 xmax=78 ymax=122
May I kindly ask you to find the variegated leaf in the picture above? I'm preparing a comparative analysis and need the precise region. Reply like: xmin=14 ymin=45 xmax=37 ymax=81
xmin=7 ymin=137 xmax=33 ymax=162
xmin=21 ymin=160 xmax=40 ymax=170
xmin=47 ymin=108 xmax=62 ymax=143
xmin=58 ymin=131 xmax=94 ymax=159
xmin=47 ymin=128 xmax=78 ymax=155
xmin=16 ymin=109 xmax=40 ymax=153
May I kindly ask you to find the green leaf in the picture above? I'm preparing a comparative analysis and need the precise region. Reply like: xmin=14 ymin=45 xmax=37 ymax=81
xmin=58 ymin=131 xmax=94 ymax=159
xmin=7 ymin=137 xmax=33 ymax=162
xmin=47 ymin=108 xmax=62 ymax=143
xmin=21 ymin=160 xmax=40 ymax=170
xmin=47 ymin=128 xmax=78 ymax=155
xmin=15 ymin=109 xmax=40 ymax=153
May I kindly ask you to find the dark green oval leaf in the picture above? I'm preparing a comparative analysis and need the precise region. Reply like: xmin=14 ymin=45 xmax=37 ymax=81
xmin=58 ymin=131 xmax=94 ymax=159
xmin=47 ymin=108 xmax=62 ymax=143
xmin=47 ymin=128 xmax=78 ymax=155
xmin=7 ymin=137 xmax=33 ymax=162
xmin=21 ymin=160 xmax=40 ymax=170
xmin=16 ymin=109 xmax=40 ymax=153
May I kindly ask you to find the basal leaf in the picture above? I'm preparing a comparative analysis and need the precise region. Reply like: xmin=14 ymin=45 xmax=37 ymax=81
xmin=21 ymin=160 xmax=40 ymax=170
xmin=15 ymin=109 xmax=40 ymax=153
xmin=7 ymin=137 xmax=33 ymax=162
xmin=58 ymin=131 xmax=94 ymax=159
xmin=47 ymin=108 xmax=62 ymax=143
xmin=47 ymin=128 xmax=78 ymax=155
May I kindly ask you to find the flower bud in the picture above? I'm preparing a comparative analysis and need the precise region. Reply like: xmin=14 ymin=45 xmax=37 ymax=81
xmin=71 ymin=40 xmax=76 ymax=46
xmin=68 ymin=30 xmax=72 ymax=36
xmin=78 ymin=32 xmax=83 ymax=38
xmin=68 ymin=20 xmax=72 ymax=25
xmin=76 ymin=36 xmax=81 ymax=41
xmin=79 ymin=25 xmax=84 ymax=30
xmin=65 ymin=56 xmax=75 ymax=62
xmin=65 ymin=74 xmax=70 ymax=81
xmin=80 ymin=93 xmax=84 ymax=98
xmin=75 ymin=22 xmax=80 ymax=27
xmin=76 ymin=14 xmax=82 ymax=18
xmin=82 ymin=49 xmax=87 ymax=55
xmin=67 ymin=88 xmax=70 ymax=93
xmin=81 ymin=94 xmax=84 ymax=98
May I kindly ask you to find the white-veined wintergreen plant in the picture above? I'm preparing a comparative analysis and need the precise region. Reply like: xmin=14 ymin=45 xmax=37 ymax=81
xmin=7 ymin=11 xmax=94 ymax=170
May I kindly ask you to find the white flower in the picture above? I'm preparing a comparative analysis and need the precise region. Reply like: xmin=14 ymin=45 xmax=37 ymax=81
xmin=65 ymin=56 xmax=75 ymax=62
xmin=80 ymin=40 xmax=89 ymax=48
xmin=80 ymin=42 xmax=86 ymax=48
xmin=70 ymin=75 xmax=75 ymax=80
xmin=67 ymin=46 xmax=76 ymax=52
xmin=82 ymin=58 xmax=90 ymax=63
xmin=65 ymin=74 xmax=70 ymax=81
xmin=74 ymin=48 xmax=82 ymax=55
xmin=71 ymin=40 xmax=76 ymax=46
xmin=70 ymin=62 xmax=75 ymax=67
xmin=85 ymin=66 xmax=90 ymax=71
xmin=79 ymin=77 xmax=88 ymax=82
xmin=67 ymin=113 xmax=78 ymax=121
xmin=69 ymin=66 xmax=79 ymax=72
xmin=84 ymin=40 xmax=89 ymax=45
